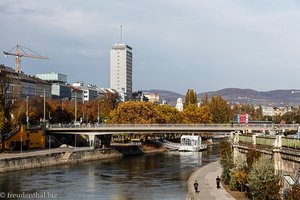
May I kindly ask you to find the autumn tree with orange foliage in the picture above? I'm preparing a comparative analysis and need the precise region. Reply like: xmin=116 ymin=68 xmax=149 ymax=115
xmin=108 ymin=101 xmax=165 ymax=124
xmin=158 ymin=104 xmax=183 ymax=124
xmin=182 ymin=104 xmax=212 ymax=124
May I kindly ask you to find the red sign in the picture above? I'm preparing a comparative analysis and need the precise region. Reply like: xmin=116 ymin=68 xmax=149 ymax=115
xmin=238 ymin=114 xmax=248 ymax=124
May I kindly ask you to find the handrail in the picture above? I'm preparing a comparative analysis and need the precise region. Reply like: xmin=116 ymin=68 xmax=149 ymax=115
xmin=46 ymin=123 xmax=299 ymax=129
xmin=282 ymin=137 xmax=300 ymax=149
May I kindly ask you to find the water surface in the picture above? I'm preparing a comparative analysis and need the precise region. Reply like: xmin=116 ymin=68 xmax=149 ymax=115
xmin=0 ymin=146 xmax=219 ymax=200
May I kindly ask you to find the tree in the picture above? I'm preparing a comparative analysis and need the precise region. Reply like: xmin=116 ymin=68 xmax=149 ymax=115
xmin=184 ymin=89 xmax=197 ymax=107
xmin=209 ymin=96 xmax=231 ymax=123
xmin=246 ymin=147 xmax=261 ymax=171
xmin=181 ymin=105 xmax=212 ymax=124
xmin=219 ymin=139 xmax=234 ymax=185
xmin=200 ymin=93 xmax=209 ymax=107
xmin=11 ymin=99 xmax=27 ymax=126
xmin=248 ymin=154 xmax=281 ymax=200
xmin=98 ymin=92 xmax=119 ymax=122
xmin=0 ymin=71 xmax=15 ymax=151
xmin=108 ymin=101 xmax=164 ymax=124
xmin=23 ymin=97 xmax=51 ymax=125
xmin=231 ymin=104 xmax=240 ymax=122
xmin=230 ymin=154 xmax=248 ymax=191
xmin=157 ymin=104 xmax=183 ymax=124
xmin=287 ymin=185 xmax=300 ymax=200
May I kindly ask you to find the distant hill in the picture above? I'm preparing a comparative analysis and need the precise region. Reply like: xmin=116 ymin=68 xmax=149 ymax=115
xmin=143 ymin=89 xmax=184 ymax=105
xmin=143 ymin=88 xmax=300 ymax=106
xmin=198 ymin=88 xmax=300 ymax=106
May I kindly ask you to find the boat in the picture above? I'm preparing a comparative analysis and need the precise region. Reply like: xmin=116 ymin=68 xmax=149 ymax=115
xmin=178 ymin=135 xmax=207 ymax=152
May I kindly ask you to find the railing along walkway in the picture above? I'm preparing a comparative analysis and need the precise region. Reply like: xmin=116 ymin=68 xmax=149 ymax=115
xmin=46 ymin=123 xmax=299 ymax=135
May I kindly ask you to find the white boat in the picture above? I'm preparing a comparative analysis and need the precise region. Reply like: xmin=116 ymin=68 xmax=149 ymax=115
xmin=178 ymin=135 xmax=207 ymax=152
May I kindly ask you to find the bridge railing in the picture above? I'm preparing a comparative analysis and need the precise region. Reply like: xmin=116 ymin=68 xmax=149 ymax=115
xmin=46 ymin=123 xmax=299 ymax=129
xmin=239 ymin=135 xmax=253 ymax=144
xmin=282 ymin=137 xmax=300 ymax=149
xmin=256 ymin=137 xmax=276 ymax=147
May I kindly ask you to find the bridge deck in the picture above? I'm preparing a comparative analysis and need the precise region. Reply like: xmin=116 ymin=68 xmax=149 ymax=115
xmin=45 ymin=124 xmax=298 ymax=135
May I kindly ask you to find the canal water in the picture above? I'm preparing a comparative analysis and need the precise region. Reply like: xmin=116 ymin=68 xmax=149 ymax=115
xmin=0 ymin=146 xmax=219 ymax=200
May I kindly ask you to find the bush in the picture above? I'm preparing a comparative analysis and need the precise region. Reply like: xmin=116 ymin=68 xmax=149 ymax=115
xmin=287 ymin=184 xmax=300 ymax=200
xmin=230 ymin=154 xmax=248 ymax=191
xmin=248 ymin=154 xmax=281 ymax=200
xmin=219 ymin=139 xmax=234 ymax=185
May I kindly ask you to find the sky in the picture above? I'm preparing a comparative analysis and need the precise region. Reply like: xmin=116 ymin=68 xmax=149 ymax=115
xmin=1 ymin=0 xmax=300 ymax=94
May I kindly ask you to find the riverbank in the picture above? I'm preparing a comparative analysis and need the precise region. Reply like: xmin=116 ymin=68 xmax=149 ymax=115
xmin=187 ymin=161 xmax=235 ymax=200
xmin=0 ymin=145 xmax=167 ymax=173
xmin=0 ymin=148 xmax=123 ymax=173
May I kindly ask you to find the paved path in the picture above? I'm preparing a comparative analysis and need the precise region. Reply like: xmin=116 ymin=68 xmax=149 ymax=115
xmin=187 ymin=161 xmax=235 ymax=200
xmin=0 ymin=147 xmax=92 ymax=159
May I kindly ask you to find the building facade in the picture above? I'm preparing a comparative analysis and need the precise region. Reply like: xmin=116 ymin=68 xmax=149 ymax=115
xmin=36 ymin=72 xmax=71 ymax=99
xmin=72 ymin=82 xmax=98 ymax=102
xmin=110 ymin=44 xmax=132 ymax=101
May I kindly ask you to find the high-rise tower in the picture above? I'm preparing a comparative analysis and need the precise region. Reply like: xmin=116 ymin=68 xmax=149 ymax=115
xmin=110 ymin=44 xmax=133 ymax=101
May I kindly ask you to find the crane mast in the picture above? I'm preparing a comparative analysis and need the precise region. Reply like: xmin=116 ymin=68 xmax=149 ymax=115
xmin=3 ymin=45 xmax=48 ymax=73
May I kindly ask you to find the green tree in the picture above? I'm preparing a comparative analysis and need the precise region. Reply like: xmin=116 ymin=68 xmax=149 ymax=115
xmin=231 ymin=104 xmax=240 ymax=122
xmin=248 ymin=154 xmax=281 ymax=200
xmin=246 ymin=147 xmax=261 ymax=171
xmin=182 ymin=104 xmax=212 ymax=124
xmin=184 ymin=89 xmax=197 ymax=107
xmin=200 ymin=93 xmax=209 ymax=107
xmin=219 ymin=139 xmax=234 ymax=185
xmin=209 ymin=96 xmax=231 ymax=123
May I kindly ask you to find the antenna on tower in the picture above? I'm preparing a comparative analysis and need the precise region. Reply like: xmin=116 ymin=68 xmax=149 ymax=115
xmin=120 ymin=25 xmax=123 ymax=43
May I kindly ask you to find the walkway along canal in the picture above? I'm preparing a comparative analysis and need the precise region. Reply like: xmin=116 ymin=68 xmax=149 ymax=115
xmin=0 ymin=146 xmax=219 ymax=200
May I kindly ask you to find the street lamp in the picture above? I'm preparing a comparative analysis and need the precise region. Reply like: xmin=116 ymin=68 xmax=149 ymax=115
xmin=97 ymin=99 xmax=100 ymax=124
xmin=43 ymin=89 xmax=46 ymax=122
xmin=74 ymin=91 xmax=77 ymax=123
xmin=26 ymin=96 xmax=29 ymax=128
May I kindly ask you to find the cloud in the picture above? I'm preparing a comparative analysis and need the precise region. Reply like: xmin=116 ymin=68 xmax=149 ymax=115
xmin=1 ymin=0 xmax=300 ymax=94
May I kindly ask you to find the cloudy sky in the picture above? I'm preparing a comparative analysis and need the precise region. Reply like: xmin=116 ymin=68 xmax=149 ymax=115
xmin=1 ymin=0 xmax=300 ymax=94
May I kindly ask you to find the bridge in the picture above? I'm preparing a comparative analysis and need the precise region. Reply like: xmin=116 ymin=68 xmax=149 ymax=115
xmin=45 ymin=123 xmax=298 ymax=135
xmin=44 ymin=123 xmax=298 ymax=149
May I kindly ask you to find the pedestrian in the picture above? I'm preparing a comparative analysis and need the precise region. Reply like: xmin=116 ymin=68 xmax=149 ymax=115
xmin=216 ymin=176 xmax=221 ymax=189
xmin=193 ymin=180 xmax=199 ymax=193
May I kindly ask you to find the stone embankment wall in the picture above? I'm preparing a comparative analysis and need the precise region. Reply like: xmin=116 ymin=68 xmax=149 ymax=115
xmin=0 ymin=149 xmax=122 ymax=173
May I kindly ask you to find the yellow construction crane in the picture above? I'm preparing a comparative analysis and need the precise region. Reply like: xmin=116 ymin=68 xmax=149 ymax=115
xmin=3 ymin=44 xmax=48 ymax=73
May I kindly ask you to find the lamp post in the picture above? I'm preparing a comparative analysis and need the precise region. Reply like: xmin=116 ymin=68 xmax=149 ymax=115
xmin=97 ymin=99 xmax=100 ymax=124
xmin=43 ymin=89 xmax=46 ymax=122
xmin=74 ymin=91 xmax=77 ymax=123
xmin=26 ymin=96 xmax=29 ymax=128
xmin=20 ymin=131 xmax=22 ymax=156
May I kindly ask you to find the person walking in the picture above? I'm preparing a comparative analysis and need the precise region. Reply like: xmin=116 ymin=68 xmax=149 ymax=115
xmin=216 ymin=176 xmax=221 ymax=189
xmin=193 ymin=180 xmax=199 ymax=193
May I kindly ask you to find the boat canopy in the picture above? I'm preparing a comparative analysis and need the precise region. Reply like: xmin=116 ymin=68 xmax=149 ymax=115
xmin=180 ymin=135 xmax=201 ymax=146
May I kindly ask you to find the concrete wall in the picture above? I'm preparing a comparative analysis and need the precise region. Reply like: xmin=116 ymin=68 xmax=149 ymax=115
xmin=233 ymin=134 xmax=300 ymax=189
xmin=0 ymin=149 xmax=122 ymax=173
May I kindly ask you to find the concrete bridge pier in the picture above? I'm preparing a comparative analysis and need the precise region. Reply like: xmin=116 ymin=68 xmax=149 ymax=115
xmin=87 ymin=134 xmax=95 ymax=149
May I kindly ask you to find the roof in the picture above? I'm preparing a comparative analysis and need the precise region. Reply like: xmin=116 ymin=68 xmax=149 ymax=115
xmin=181 ymin=135 xmax=201 ymax=140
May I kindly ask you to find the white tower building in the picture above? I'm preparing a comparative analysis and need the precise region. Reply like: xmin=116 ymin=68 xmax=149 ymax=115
xmin=110 ymin=44 xmax=133 ymax=101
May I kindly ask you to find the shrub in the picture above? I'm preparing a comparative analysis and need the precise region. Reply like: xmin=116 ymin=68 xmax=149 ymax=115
xmin=248 ymin=154 xmax=281 ymax=200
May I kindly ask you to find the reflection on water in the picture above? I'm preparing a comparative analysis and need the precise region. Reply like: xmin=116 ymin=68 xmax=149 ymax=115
xmin=0 ymin=146 xmax=219 ymax=200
